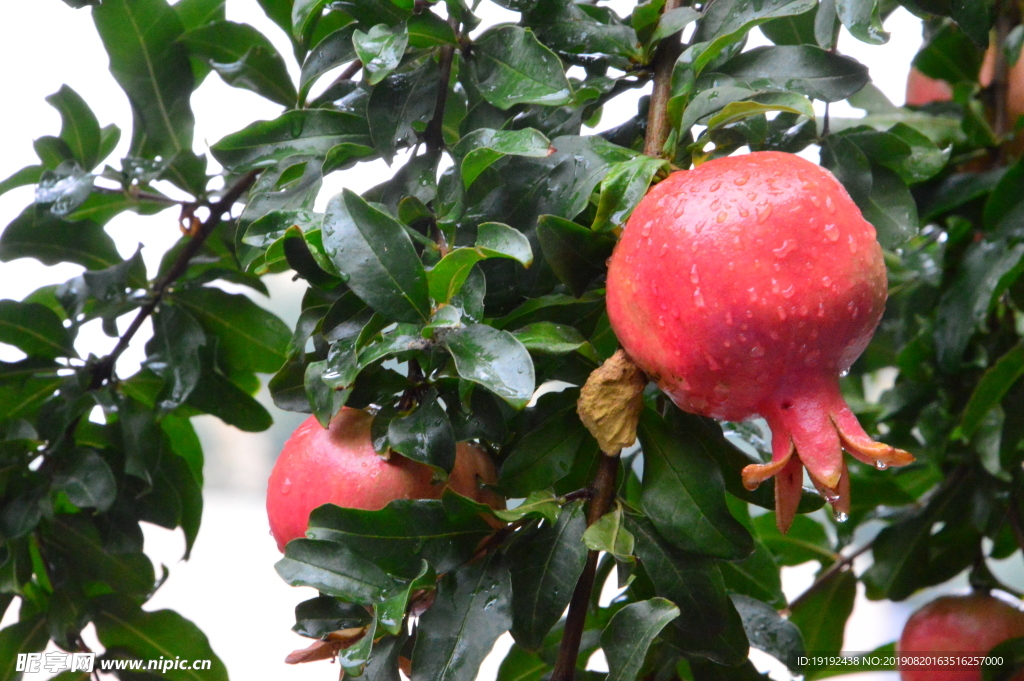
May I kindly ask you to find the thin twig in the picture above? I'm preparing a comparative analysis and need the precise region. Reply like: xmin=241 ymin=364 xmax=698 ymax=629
xmin=784 ymin=540 xmax=873 ymax=614
xmin=424 ymin=20 xmax=459 ymax=152
xmin=643 ymin=0 xmax=684 ymax=158
xmin=550 ymin=454 xmax=619 ymax=681
xmin=87 ymin=169 xmax=262 ymax=389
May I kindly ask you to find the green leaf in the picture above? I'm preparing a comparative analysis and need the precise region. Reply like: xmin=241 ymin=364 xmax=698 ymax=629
xmin=624 ymin=514 xmax=749 ymax=665
xmin=592 ymin=156 xmax=668 ymax=233
xmin=493 ymin=490 xmax=561 ymax=524
xmin=536 ymin=214 xmax=615 ymax=298
xmin=733 ymin=595 xmax=804 ymax=672
xmin=982 ymin=638 xmax=1024 ymax=681
xmin=299 ymin=23 xmax=358 ymax=100
xmin=411 ymin=552 xmax=512 ymax=681
xmin=387 ymin=389 xmax=457 ymax=474
xmin=470 ymin=26 xmax=573 ymax=110
xmin=52 ymin=450 xmax=116 ymax=512
xmin=0 ymin=165 xmax=44 ymax=197
xmin=601 ymin=598 xmax=680 ymax=681
xmin=0 ymin=618 xmax=48 ymax=681
xmin=367 ymin=59 xmax=439 ymax=164
xmin=958 ymin=343 xmax=1024 ymax=440
xmin=43 ymin=517 xmax=156 ymax=596
xmin=428 ymin=224 xmax=532 ymax=304
xmin=0 ymin=300 xmax=76 ymax=359
xmin=212 ymin=110 xmax=372 ymax=170
xmin=354 ymin=23 xmax=409 ymax=85
xmin=716 ymin=45 xmax=869 ymax=102
xmin=703 ymin=92 xmax=815 ymax=133
xmin=174 ymin=0 xmax=226 ymax=29
xmin=277 ymin=538 xmax=400 ymax=603
xmin=145 ymin=304 xmax=206 ymax=412
xmin=690 ymin=0 xmax=817 ymax=74
xmin=984 ymin=157 xmax=1024 ymax=230
xmin=720 ymin=539 xmax=786 ymax=610
xmin=293 ymin=595 xmax=372 ymax=639
xmin=93 ymin=0 xmax=195 ymax=159
xmin=181 ymin=20 xmax=297 ymax=107
xmin=306 ymin=494 xmax=494 ymax=577
xmin=508 ymin=501 xmax=588 ymax=650
xmin=454 ymin=128 xmax=552 ymax=189
xmin=477 ymin=222 xmax=533 ymax=267
xmin=512 ymin=322 xmax=590 ymax=356
xmin=788 ymin=569 xmax=855 ymax=672
xmin=408 ymin=12 xmax=457 ymax=47
xmin=753 ymin=514 xmax=835 ymax=567
xmin=638 ymin=407 xmax=754 ymax=560
xmin=833 ymin=0 xmax=888 ymax=45
xmin=529 ymin=0 xmax=641 ymax=67
xmin=186 ymin=366 xmax=273 ymax=432
xmin=650 ymin=7 xmax=701 ymax=43
xmin=93 ymin=598 xmax=228 ymax=681
xmin=322 ymin=189 xmax=430 ymax=323
xmin=172 ymin=286 xmax=289 ymax=374
xmin=45 ymin=85 xmax=102 ymax=170
xmin=499 ymin=397 xmax=587 ymax=496
xmin=442 ymin=324 xmax=535 ymax=409
xmin=583 ymin=504 xmax=634 ymax=560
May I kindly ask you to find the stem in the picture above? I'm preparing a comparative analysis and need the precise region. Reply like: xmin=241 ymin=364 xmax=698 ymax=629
xmin=550 ymin=454 xmax=619 ymax=681
xmin=784 ymin=540 xmax=872 ymax=614
xmin=991 ymin=1 xmax=1014 ymax=142
xmin=643 ymin=0 xmax=684 ymax=158
xmin=87 ymin=170 xmax=261 ymax=390
xmin=424 ymin=23 xmax=458 ymax=152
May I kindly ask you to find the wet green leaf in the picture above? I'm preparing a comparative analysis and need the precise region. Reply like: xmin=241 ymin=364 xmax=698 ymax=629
xmin=443 ymin=324 xmax=535 ymax=409
xmin=45 ymin=85 xmax=102 ymax=170
xmin=470 ymin=26 xmax=573 ymax=109
xmin=454 ymin=128 xmax=552 ymax=188
xmin=354 ymin=23 xmax=409 ymax=85
xmin=213 ymin=110 xmax=372 ymax=169
xmin=602 ymin=598 xmax=679 ymax=681
xmin=716 ymin=45 xmax=868 ymax=102
xmin=0 ymin=300 xmax=76 ymax=360
xmin=592 ymin=156 xmax=668 ymax=233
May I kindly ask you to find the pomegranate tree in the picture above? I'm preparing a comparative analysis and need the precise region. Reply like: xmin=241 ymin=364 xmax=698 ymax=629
xmin=898 ymin=593 xmax=1024 ymax=681
xmin=606 ymin=151 xmax=913 ymax=531
xmin=266 ymin=408 xmax=501 ymax=551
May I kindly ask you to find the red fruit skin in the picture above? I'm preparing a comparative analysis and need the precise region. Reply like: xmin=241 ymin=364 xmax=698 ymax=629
xmin=606 ymin=151 xmax=912 ymax=531
xmin=266 ymin=408 xmax=501 ymax=552
xmin=905 ymin=67 xmax=955 ymax=106
xmin=899 ymin=594 xmax=1024 ymax=681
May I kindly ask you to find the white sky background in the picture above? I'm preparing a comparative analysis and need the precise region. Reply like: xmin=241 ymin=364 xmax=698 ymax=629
xmin=0 ymin=2 xmax=991 ymax=680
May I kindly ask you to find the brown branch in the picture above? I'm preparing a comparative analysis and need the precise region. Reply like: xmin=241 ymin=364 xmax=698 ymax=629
xmin=783 ymin=540 xmax=873 ymax=615
xmin=87 ymin=169 xmax=262 ymax=390
xmin=424 ymin=42 xmax=457 ymax=153
xmin=643 ymin=0 xmax=684 ymax=158
xmin=550 ymin=454 xmax=619 ymax=681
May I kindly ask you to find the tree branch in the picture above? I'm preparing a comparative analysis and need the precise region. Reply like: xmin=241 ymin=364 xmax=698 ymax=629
xmin=783 ymin=540 xmax=872 ymax=615
xmin=424 ymin=23 xmax=459 ymax=152
xmin=643 ymin=0 xmax=684 ymax=158
xmin=87 ymin=169 xmax=262 ymax=390
xmin=550 ymin=454 xmax=619 ymax=681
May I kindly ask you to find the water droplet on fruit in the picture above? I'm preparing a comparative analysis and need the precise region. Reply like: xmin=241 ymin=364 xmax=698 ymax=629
xmin=848 ymin=235 xmax=858 ymax=253
xmin=657 ymin=317 xmax=665 ymax=327
xmin=833 ymin=510 xmax=849 ymax=523
xmin=747 ymin=191 xmax=758 ymax=202
xmin=826 ymin=195 xmax=836 ymax=213
xmin=773 ymin=239 xmax=796 ymax=258
xmin=709 ymin=180 xmax=722 ymax=191
xmin=824 ymin=224 xmax=840 ymax=241
xmin=771 ymin=278 xmax=780 ymax=293
xmin=690 ymin=265 xmax=700 ymax=284
xmin=810 ymin=194 xmax=820 ymax=208
xmin=738 ymin=333 xmax=747 ymax=342
xmin=756 ymin=202 xmax=773 ymax=223
xmin=750 ymin=344 xmax=765 ymax=358
xmin=281 ymin=478 xmax=292 ymax=495
xmin=777 ymin=306 xmax=787 ymax=320
xmin=717 ymin=211 xmax=728 ymax=223
xmin=804 ymin=349 xmax=821 ymax=365
xmin=694 ymin=220 xmax=705 ymax=234
xmin=659 ymin=242 xmax=669 ymax=256
xmin=739 ymin=206 xmax=749 ymax=217
xmin=781 ymin=285 xmax=795 ymax=298
xmin=800 ymin=305 xmax=809 ymax=316
xmin=641 ymin=222 xmax=652 ymax=237
xmin=734 ymin=173 xmax=749 ymax=186
xmin=875 ymin=461 xmax=889 ymax=470
xmin=839 ymin=368 xmax=850 ymax=377
xmin=822 ymin=276 xmax=832 ymax=288
xmin=723 ymin=340 xmax=732 ymax=348
xmin=769 ymin=331 xmax=780 ymax=340
xmin=693 ymin=289 xmax=705 ymax=308
xmin=748 ymin=288 xmax=758 ymax=302
xmin=725 ymin=311 xmax=734 ymax=326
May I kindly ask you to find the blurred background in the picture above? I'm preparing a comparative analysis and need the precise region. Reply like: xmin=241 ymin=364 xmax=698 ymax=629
xmin=1 ymin=2 xmax=1019 ymax=680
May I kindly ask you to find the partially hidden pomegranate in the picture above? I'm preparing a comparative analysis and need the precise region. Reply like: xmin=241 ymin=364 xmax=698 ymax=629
xmin=267 ymin=408 xmax=502 ymax=551
xmin=605 ymin=151 xmax=913 ymax=532
xmin=899 ymin=593 xmax=1024 ymax=681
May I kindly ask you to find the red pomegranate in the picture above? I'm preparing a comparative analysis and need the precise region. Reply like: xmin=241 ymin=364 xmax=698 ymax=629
xmin=605 ymin=151 xmax=913 ymax=532
xmin=898 ymin=593 xmax=1024 ymax=681
xmin=267 ymin=408 xmax=502 ymax=551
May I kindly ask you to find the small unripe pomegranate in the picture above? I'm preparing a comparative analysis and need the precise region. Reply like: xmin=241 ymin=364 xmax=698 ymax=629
xmin=267 ymin=408 xmax=502 ymax=551
xmin=606 ymin=151 xmax=913 ymax=532
xmin=898 ymin=593 xmax=1024 ymax=681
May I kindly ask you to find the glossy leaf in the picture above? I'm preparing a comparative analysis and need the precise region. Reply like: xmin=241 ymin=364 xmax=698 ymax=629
xmin=592 ymin=156 xmax=668 ymax=233
xmin=354 ymin=23 xmax=409 ymax=85
xmin=470 ymin=26 xmax=573 ymax=109
xmin=583 ymin=504 xmax=634 ymax=560
xmin=716 ymin=45 xmax=869 ymax=102
xmin=536 ymin=214 xmax=615 ymax=298
xmin=443 ymin=324 xmax=535 ymax=409
xmin=788 ymin=569 xmax=855 ymax=672
xmin=602 ymin=598 xmax=680 ymax=681
xmin=213 ymin=110 xmax=372 ymax=169
xmin=52 ymin=450 xmax=117 ymax=512
xmin=731 ymin=594 xmax=804 ymax=672
xmin=181 ymin=20 xmax=297 ymax=107
xmin=454 ymin=128 xmax=552 ymax=188
xmin=299 ymin=23 xmax=357 ymax=99
xmin=276 ymin=538 xmax=399 ymax=604
xmin=958 ymin=343 xmax=1024 ymax=439
xmin=833 ymin=0 xmax=888 ymax=45
xmin=45 ymin=85 xmax=102 ymax=170
xmin=690 ymin=0 xmax=817 ymax=74
xmin=0 ymin=300 xmax=76 ymax=359
xmin=638 ymin=407 xmax=754 ymax=560
xmin=387 ymin=390 xmax=457 ymax=474
xmin=509 ymin=501 xmax=588 ymax=649
xmin=321 ymin=189 xmax=430 ymax=323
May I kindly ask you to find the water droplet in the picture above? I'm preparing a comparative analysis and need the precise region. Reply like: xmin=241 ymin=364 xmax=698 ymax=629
xmin=822 ymin=276 xmax=832 ymax=288
xmin=771 ymin=278 xmax=780 ymax=293
xmin=804 ymin=349 xmax=821 ymax=365
xmin=281 ymin=478 xmax=292 ymax=495
xmin=748 ymin=288 xmax=758 ymax=302
xmin=694 ymin=220 xmax=705 ymax=234
xmin=875 ymin=461 xmax=889 ymax=471
xmin=709 ymin=180 xmax=722 ymax=191
xmin=833 ymin=510 xmax=849 ymax=523
xmin=773 ymin=239 xmax=796 ymax=258
xmin=690 ymin=265 xmax=700 ymax=284
xmin=738 ymin=333 xmax=747 ymax=342
xmin=659 ymin=242 xmax=669 ymax=256
xmin=713 ymin=383 xmax=730 ymax=400
xmin=750 ymin=344 xmax=765 ymax=358
xmin=641 ymin=222 xmax=652 ymax=237
xmin=756 ymin=202 xmax=773 ymax=223
xmin=693 ymin=289 xmax=705 ymax=308
xmin=781 ymin=285 xmax=795 ymax=298
xmin=826 ymin=196 xmax=836 ymax=213
xmin=739 ymin=206 xmax=749 ymax=217
xmin=716 ymin=211 xmax=728 ymax=223
xmin=734 ymin=173 xmax=749 ymax=186
xmin=777 ymin=306 xmax=787 ymax=320
xmin=824 ymin=224 xmax=840 ymax=242
xmin=747 ymin=191 xmax=758 ymax=201
xmin=725 ymin=311 xmax=734 ymax=326
xmin=723 ymin=340 xmax=732 ymax=348
xmin=839 ymin=368 xmax=850 ymax=377
xmin=848 ymin=235 xmax=858 ymax=253
xmin=705 ymin=354 xmax=720 ymax=371
xmin=800 ymin=305 xmax=809 ymax=316
xmin=810 ymin=194 xmax=821 ymax=208
xmin=657 ymin=317 xmax=665 ymax=327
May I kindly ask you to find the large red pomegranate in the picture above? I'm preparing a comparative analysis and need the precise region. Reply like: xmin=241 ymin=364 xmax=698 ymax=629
xmin=898 ymin=593 xmax=1024 ymax=681
xmin=267 ymin=408 xmax=502 ymax=551
xmin=605 ymin=151 xmax=913 ymax=531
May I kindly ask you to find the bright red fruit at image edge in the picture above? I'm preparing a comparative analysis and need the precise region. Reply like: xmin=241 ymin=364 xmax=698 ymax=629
xmin=606 ymin=151 xmax=913 ymax=531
